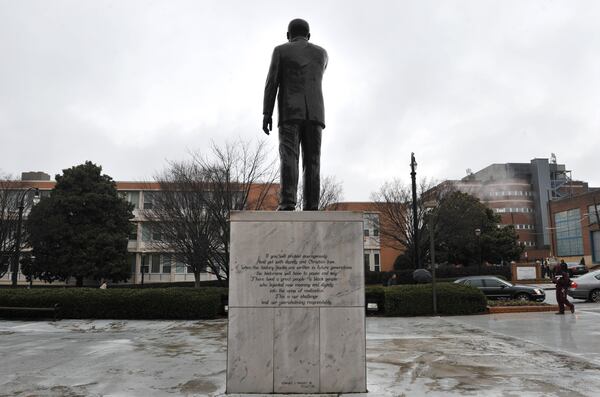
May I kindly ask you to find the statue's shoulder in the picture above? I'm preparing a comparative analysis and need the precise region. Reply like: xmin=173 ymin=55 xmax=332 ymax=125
xmin=308 ymin=42 xmax=327 ymax=53
xmin=274 ymin=42 xmax=291 ymax=51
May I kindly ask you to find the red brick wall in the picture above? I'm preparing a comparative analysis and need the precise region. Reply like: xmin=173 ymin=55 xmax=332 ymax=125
xmin=549 ymin=191 xmax=600 ymax=263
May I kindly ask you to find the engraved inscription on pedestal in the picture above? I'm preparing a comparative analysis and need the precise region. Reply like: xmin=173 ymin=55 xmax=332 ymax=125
xmin=226 ymin=211 xmax=366 ymax=394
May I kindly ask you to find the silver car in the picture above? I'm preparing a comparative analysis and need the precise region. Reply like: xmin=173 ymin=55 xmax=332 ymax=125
xmin=567 ymin=269 xmax=600 ymax=302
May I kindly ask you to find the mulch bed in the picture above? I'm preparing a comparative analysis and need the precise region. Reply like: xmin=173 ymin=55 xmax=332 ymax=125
xmin=488 ymin=305 xmax=559 ymax=314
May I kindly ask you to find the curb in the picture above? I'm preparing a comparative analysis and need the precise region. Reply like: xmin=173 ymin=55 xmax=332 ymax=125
xmin=488 ymin=305 xmax=559 ymax=314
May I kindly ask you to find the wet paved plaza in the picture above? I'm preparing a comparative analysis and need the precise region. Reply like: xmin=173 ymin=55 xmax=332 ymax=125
xmin=2 ymin=306 xmax=600 ymax=396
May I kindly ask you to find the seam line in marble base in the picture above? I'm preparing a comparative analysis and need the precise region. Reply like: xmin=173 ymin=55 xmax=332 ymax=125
xmin=318 ymin=306 xmax=321 ymax=393
xmin=228 ymin=305 xmax=365 ymax=309
xmin=231 ymin=219 xmax=364 ymax=223
xmin=272 ymin=307 xmax=275 ymax=393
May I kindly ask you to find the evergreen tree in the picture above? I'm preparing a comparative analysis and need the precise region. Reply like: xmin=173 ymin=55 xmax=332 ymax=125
xmin=432 ymin=191 xmax=523 ymax=266
xmin=27 ymin=162 xmax=133 ymax=286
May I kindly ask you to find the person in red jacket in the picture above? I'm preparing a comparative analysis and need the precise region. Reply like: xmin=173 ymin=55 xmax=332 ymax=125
xmin=553 ymin=261 xmax=574 ymax=314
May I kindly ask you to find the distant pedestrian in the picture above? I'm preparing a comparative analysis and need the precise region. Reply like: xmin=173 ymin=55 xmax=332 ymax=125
xmin=387 ymin=274 xmax=398 ymax=287
xmin=537 ymin=260 xmax=544 ymax=278
xmin=553 ymin=262 xmax=574 ymax=314
xmin=547 ymin=260 xmax=555 ymax=279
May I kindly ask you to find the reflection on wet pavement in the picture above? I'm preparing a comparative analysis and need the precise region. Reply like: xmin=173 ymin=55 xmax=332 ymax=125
xmin=1 ymin=313 xmax=600 ymax=396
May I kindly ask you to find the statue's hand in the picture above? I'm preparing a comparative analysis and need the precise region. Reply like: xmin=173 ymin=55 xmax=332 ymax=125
xmin=262 ymin=115 xmax=272 ymax=135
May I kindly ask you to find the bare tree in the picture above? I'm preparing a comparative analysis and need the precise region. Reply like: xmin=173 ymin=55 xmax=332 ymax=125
xmin=296 ymin=175 xmax=344 ymax=210
xmin=0 ymin=175 xmax=34 ymax=279
xmin=196 ymin=140 xmax=278 ymax=281
xmin=146 ymin=139 xmax=278 ymax=286
xmin=371 ymin=178 xmax=448 ymax=269
xmin=145 ymin=162 xmax=218 ymax=287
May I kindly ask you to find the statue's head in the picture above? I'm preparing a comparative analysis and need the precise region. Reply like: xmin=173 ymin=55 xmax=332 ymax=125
xmin=287 ymin=18 xmax=310 ymax=41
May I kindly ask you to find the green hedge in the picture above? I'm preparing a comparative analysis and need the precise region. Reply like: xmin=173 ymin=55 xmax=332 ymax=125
xmin=383 ymin=283 xmax=487 ymax=316
xmin=0 ymin=287 xmax=226 ymax=319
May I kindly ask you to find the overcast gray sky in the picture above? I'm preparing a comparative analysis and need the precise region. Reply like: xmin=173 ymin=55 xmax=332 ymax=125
xmin=1 ymin=0 xmax=599 ymax=200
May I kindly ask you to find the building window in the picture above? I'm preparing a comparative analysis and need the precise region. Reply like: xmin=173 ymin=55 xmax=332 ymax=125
xmin=129 ymin=223 xmax=138 ymax=240
xmin=363 ymin=213 xmax=380 ymax=238
xmin=143 ymin=191 xmax=156 ymax=209
xmin=374 ymin=253 xmax=380 ymax=272
xmin=142 ymin=224 xmax=151 ymax=242
xmin=162 ymin=254 xmax=172 ymax=274
xmin=151 ymin=254 xmax=161 ymax=273
xmin=555 ymin=209 xmax=584 ymax=256
xmin=141 ymin=224 xmax=161 ymax=242
xmin=120 ymin=191 xmax=140 ymax=209
xmin=141 ymin=255 xmax=149 ymax=274
xmin=589 ymin=204 xmax=600 ymax=224
xmin=175 ymin=259 xmax=187 ymax=273
xmin=364 ymin=253 xmax=370 ymax=269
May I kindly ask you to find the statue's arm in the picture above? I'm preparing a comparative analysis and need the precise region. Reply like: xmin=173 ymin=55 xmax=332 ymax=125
xmin=262 ymin=47 xmax=280 ymax=135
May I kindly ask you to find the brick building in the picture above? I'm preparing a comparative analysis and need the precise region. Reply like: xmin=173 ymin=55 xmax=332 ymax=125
xmin=328 ymin=202 xmax=404 ymax=273
xmin=2 ymin=174 xmax=396 ymax=285
xmin=437 ymin=157 xmax=590 ymax=260
xmin=0 ymin=175 xmax=279 ymax=286
xmin=548 ymin=190 xmax=600 ymax=265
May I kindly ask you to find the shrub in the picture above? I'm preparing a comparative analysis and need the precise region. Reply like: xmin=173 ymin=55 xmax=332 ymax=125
xmin=111 ymin=280 xmax=228 ymax=288
xmin=0 ymin=287 xmax=225 ymax=319
xmin=365 ymin=285 xmax=385 ymax=314
xmin=366 ymin=270 xmax=416 ymax=286
xmin=384 ymin=283 xmax=487 ymax=316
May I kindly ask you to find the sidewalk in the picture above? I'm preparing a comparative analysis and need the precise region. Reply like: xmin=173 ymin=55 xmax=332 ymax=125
xmin=3 ymin=312 xmax=600 ymax=396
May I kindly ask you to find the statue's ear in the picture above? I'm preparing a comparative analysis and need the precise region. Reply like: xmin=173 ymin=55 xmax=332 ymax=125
xmin=307 ymin=33 xmax=311 ymax=40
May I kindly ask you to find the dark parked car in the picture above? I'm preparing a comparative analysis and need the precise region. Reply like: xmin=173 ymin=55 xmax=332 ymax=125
xmin=454 ymin=276 xmax=546 ymax=302
xmin=566 ymin=262 xmax=588 ymax=277
xmin=567 ymin=270 xmax=600 ymax=302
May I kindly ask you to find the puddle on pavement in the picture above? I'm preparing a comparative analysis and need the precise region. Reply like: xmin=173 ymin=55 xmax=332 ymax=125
xmin=178 ymin=379 xmax=218 ymax=395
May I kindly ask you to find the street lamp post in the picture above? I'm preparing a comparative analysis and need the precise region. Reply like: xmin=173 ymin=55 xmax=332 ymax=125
xmin=475 ymin=228 xmax=482 ymax=275
xmin=410 ymin=153 xmax=420 ymax=269
xmin=11 ymin=187 xmax=39 ymax=287
xmin=424 ymin=200 xmax=438 ymax=315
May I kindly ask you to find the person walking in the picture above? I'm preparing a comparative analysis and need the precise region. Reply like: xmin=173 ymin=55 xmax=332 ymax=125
xmin=553 ymin=261 xmax=574 ymax=314
xmin=387 ymin=273 xmax=398 ymax=287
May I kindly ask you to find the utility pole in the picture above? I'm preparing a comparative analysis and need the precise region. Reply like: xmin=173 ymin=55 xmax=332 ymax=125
xmin=410 ymin=153 xmax=420 ymax=269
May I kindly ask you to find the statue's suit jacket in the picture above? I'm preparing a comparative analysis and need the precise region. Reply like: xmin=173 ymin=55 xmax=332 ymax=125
xmin=263 ymin=37 xmax=328 ymax=128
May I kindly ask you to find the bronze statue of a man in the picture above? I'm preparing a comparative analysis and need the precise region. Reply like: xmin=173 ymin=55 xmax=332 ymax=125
xmin=262 ymin=18 xmax=328 ymax=211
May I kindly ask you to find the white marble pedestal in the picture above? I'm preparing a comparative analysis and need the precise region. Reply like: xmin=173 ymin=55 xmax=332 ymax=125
xmin=226 ymin=211 xmax=366 ymax=394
